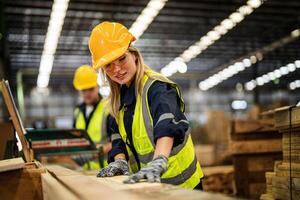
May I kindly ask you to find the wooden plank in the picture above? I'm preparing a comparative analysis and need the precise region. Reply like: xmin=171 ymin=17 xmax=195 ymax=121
xmin=247 ymin=155 xmax=282 ymax=172
xmin=275 ymin=161 xmax=300 ymax=178
xmin=272 ymin=176 xmax=300 ymax=190
xmin=272 ymin=187 xmax=300 ymax=200
xmin=0 ymin=122 xmax=14 ymax=159
xmin=48 ymin=165 xmax=238 ymax=200
xmin=42 ymin=173 xmax=79 ymax=200
xmin=45 ymin=165 xmax=143 ymax=200
xmin=201 ymin=166 xmax=235 ymax=195
xmin=91 ymin=175 xmax=237 ymax=200
xmin=230 ymin=139 xmax=282 ymax=154
xmin=274 ymin=106 xmax=300 ymax=130
xmin=233 ymin=119 xmax=275 ymax=134
xmin=0 ymin=157 xmax=24 ymax=173
xmin=260 ymin=193 xmax=275 ymax=200
xmin=202 ymin=165 xmax=233 ymax=176
xmin=0 ymin=80 xmax=32 ymax=162
xmin=0 ymin=162 xmax=45 ymax=200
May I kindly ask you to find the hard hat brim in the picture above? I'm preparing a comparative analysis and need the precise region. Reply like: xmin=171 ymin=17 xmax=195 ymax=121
xmin=74 ymin=82 xmax=98 ymax=91
xmin=93 ymin=45 xmax=129 ymax=70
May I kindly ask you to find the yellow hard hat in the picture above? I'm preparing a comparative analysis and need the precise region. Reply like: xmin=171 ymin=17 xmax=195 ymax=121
xmin=73 ymin=65 xmax=98 ymax=90
xmin=89 ymin=21 xmax=136 ymax=70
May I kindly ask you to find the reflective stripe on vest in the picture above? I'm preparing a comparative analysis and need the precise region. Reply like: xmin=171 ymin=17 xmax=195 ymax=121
xmin=75 ymin=99 xmax=109 ymax=144
xmin=118 ymin=69 xmax=204 ymax=189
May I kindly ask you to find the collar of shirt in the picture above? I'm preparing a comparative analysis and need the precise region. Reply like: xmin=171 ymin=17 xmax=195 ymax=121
xmin=119 ymin=82 xmax=136 ymax=110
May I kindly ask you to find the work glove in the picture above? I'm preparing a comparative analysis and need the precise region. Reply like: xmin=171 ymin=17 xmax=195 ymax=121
xmin=123 ymin=155 xmax=168 ymax=184
xmin=96 ymin=159 xmax=130 ymax=177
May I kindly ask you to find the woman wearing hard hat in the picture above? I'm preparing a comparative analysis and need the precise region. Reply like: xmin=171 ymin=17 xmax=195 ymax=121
xmin=73 ymin=65 xmax=111 ymax=169
xmin=90 ymin=22 xmax=203 ymax=189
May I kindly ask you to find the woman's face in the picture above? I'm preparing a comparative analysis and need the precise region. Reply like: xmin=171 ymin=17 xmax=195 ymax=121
xmin=103 ymin=51 xmax=137 ymax=86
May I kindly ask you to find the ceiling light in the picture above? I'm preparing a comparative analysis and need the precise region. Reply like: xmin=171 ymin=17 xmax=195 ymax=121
xmin=207 ymin=31 xmax=221 ymax=41
xmin=238 ymin=5 xmax=254 ymax=15
xmin=287 ymin=63 xmax=296 ymax=72
xmin=164 ymin=0 xmax=265 ymax=84
xmin=279 ymin=66 xmax=289 ymax=75
xmin=221 ymin=19 xmax=235 ymax=30
xmin=250 ymin=55 xmax=257 ymax=64
xmin=245 ymin=60 xmax=299 ymax=90
xmin=231 ymin=100 xmax=248 ymax=110
xmin=291 ymin=29 xmax=300 ymax=38
xmin=37 ymin=0 xmax=69 ymax=88
xmin=229 ymin=12 xmax=245 ymax=23
xmin=247 ymin=0 xmax=262 ymax=8
xmin=295 ymin=60 xmax=300 ymax=68
xmin=242 ymin=58 xmax=252 ymax=67
xmin=214 ymin=25 xmax=228 ymax=35
xmin=268 ymin=72 xmax=276 ymax=80
xmin=129 ymin=0 xmax=168 ymax=40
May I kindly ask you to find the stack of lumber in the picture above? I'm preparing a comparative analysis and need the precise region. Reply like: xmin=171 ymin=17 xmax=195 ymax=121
xmin=0 ymin=157 xmax=46 ymax=200
xmin=44 ymin=165 xmax=239 ymax=200
xmin=230 ymin=118 xmax=282 ymax=199
xmin=201 ymin=165 xmax=236 ymax=195
xmin=260 ymin=106 xmax=300 ymax=200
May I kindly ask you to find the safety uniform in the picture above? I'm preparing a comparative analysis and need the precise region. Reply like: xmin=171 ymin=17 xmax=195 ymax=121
xmin=74 ymin=98 xmax=109 ymax=169
xmin=109 ymin=70 xmax=204 ymax=189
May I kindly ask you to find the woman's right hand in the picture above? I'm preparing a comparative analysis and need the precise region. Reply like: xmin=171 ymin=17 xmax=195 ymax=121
xmin=96 ymin=159 xmax=130 ymax=177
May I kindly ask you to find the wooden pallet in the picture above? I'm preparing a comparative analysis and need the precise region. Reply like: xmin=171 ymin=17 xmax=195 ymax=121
xmin=230 ymin=119 xmax=282 ymax=199
xmin=260 ymin=106 xmax=300 ymax=200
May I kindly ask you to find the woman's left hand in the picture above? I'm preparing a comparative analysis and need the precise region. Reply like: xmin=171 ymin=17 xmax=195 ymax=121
xmin=123 ymin=155 xmax=168 ymax=184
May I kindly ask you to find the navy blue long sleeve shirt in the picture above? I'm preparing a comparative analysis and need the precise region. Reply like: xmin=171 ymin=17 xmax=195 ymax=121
xmin=108 ymin=80 xmax=189 ymax=163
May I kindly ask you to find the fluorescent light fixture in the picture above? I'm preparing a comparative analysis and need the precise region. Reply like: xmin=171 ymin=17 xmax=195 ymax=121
xmin=289 ymin=80 xmax=300 ymax=90
xmin=161 ymin=0 xmax=265 ymax=77
xmin=247 ymin=0 xmax=263 ymax=8
xmin=245 ymin=60 xmax=299 ymax=90
xmin=231 ymin=100 xmax=248 ymax=110
xmin=129 ymin=0 xmax=168 ymax=40
xmin=291 ymin=29 xmax=300 ymax=37
xmin=243 ymin=58 xmax=252 ymax=67
xmin=295 ymin=60 xmax=300 ymax=68
xmin=198 ymin=28 xmax=300 ymax=91
xmin=37 ymin=0 xmax=69 ymax=88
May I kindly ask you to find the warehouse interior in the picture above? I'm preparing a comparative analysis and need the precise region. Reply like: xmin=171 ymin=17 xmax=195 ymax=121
xmin=0 ymin=0 xmax=300 ymax=199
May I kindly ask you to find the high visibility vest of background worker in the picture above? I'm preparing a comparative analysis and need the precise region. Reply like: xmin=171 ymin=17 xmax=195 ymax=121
xmin=73 ymin=65 xmax=111 ymax=170
xmin=89 ymin=22 xmax=204 ymax=189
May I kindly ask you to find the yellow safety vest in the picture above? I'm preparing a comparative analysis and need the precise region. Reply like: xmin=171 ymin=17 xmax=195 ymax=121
xmin=74 ymin=99 xmax=109 ymax=169
xmin=117 ymin=69 xmax=204 ymax=189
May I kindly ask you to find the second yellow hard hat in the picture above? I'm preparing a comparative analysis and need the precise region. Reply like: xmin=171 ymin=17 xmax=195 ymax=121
xmin=73 ymin=65 xmax=98 ymax=90
xmin=89 ymin=21 xmax=136 ymax=70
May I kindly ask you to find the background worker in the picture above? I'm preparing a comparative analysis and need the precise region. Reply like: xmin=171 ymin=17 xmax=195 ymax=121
xmin=73 ymin=65 xmax=111 ymax=169
xmin=89 ymin=22 xmax=204 ymax=189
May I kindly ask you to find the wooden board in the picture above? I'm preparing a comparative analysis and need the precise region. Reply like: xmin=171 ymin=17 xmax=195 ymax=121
xmin=42 ymin=172 xmax=78 ymax=200
xmin=201 ymin=166 xmax=235 ymax=195
xmin=0 ymin=80 xmax=32 ymax=162
xmin=90 ymin=175 xmax=238 ymax=200
xmin=260 ymin=193 xmax=275 ymax=200
xmin=233 ymin=119 xmax=275 ymax=134
xmin=0 ymin=122 xmax=15 ymax=159
xmin=0 ymin=157 xmax=24 ymax=173
xmin=274 ymin=106 xmax=300 ymax=130
xmin=275 ymin=161 xmax=300 ymax=178
xmin=233 ymin=153 xmax=282 ymax=199
xmin=230 ymin=139 xmax=282 ymax=154
xmin=46 ymin=165 xmax=239 ymax=200
xmin=0 ymin=161 xmax=45 ymax=200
